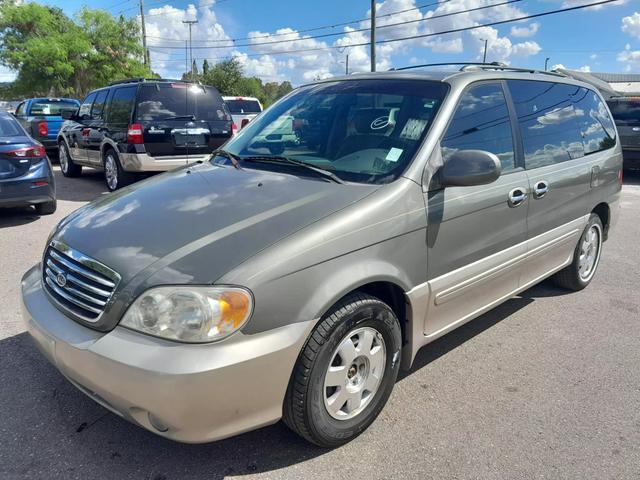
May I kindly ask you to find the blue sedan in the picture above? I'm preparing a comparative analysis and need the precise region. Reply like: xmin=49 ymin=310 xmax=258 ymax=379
xmin=0 ymin=112 xmax=56 ymax=215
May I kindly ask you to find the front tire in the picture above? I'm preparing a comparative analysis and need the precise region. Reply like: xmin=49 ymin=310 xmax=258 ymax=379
xmin=283 ymin=293 xmax=402 ymax=447
xmin=553 ymin=213 xmax=603 ymax=291
xmin=58 ymin=141 xmax=82 ymax=177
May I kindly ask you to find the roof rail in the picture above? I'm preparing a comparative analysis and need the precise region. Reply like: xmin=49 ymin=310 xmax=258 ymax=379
xmin=107 ymin=78 xmax=197 ymax=86
xmin=461 ymin=64 xmax=567 ymax=78
xmin=389 ymin=62 xmax=507 ymax=71
xmin=389 ymin=62 xmax=567 ymax=78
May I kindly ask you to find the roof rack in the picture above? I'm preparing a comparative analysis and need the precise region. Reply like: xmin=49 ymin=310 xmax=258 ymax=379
xmin=107 ymin=78 xmax=198 ymax=86
xmin=390 ymin=62 xmax=567 ymax=78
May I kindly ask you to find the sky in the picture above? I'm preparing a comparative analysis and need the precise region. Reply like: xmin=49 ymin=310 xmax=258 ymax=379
xmin=2 ymin=0 xmax=639 ymax=84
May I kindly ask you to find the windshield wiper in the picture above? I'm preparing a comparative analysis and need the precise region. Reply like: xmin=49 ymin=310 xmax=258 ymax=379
xmin=242 ymin=155 xmax=345 ymax=184
xmin=160 ymin=115 xmax=196 ymax=121
xmin=211 ymin=149 xmax=242 ymax=169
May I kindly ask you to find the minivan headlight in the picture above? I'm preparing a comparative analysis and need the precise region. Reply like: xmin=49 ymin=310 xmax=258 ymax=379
xmin=120 ymin=286 xmax=253 ymax=343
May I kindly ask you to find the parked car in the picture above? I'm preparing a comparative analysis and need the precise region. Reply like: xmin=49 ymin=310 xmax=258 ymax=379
xmin=0 ymin=100 xmax=21 ymax=114
xmin=606 ymin=96 xmax=640 ymax=171
xmin=13 ymin=97 xmax=80 ymax=155
xmin=57 ymin=78 xmax=233 ymax=191
xmin=21 ymin=66 xmax=621 ymax=447
xmin=223 ymin=96 xmax=263 ymax=130
xmin=0 ymin=112 xmax=56 ymax=214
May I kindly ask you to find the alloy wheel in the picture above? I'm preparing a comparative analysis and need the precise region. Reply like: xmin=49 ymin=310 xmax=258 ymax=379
xmin=105 ymin=154 xmax=118 ymax=191
xmin=578 ymin=223 xmax=602 ymax=282
xmin=59 ymin=145 xmax=69 ymax=173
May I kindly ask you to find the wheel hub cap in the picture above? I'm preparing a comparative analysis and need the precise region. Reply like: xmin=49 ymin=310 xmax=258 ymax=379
xmin=323 ymin=327 xmax=386 ymax=420
xmin=105 ymin=156 xmax=117 ymax=190
xmin=578 ymin=224 xmax=601 ymax=281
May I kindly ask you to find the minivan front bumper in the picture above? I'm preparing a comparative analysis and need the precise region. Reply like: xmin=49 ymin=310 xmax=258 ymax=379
xmin=21 ymin=265 xmax=315 ymax=443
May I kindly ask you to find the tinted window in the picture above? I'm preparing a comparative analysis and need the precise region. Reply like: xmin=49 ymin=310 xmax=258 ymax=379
xmin=574 ymin=88 xmax=616 ymax=154
xmin=29 ymin=99 xmax=79 ymax=116
xmin=607 ymin=98 xmax=640 ymax=127
xmin=109 ymin=86 xmax=136 ymax=125
xmin=508 ymin=80 xmax=585 ymax=169
xmin=0 ymin=115 xmax=22 ymax=136
xmin=441 ymin=83 xmax=515 ymax=172
xmin=79 ymin=92 xmax=97 ymax=118
xmin=225 ymin=99 xmax=262 ymax=114
xmin=222 ymin=79 xmax=448 ymax=184
xmin=136 ymin=83 xmax=228 ymax=122
xmin=90 ymin=90 xmax=109 ymax=120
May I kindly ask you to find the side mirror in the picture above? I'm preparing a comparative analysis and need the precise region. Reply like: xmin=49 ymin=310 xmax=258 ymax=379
xmin=441 ymin=150 xmax=501 ymax=187
xmin=61 ymin=109 xmax=78 ymax=120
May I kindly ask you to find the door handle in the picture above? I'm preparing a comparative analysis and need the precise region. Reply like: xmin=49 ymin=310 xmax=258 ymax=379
xmin=533 ymin=180 xmax=549 ymax=199
xmin=508 ymin=187 xmax=528 ymax=208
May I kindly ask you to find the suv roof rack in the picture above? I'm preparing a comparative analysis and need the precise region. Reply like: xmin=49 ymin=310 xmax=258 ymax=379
xmin=107 ymin=78 xmax=198 ymax=86
xmin=390 ymin=62 xmax=567 ymax=78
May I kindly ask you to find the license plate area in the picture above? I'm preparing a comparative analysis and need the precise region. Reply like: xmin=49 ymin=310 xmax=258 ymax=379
xmin=172 ymin=128 xmax=210 ymax=147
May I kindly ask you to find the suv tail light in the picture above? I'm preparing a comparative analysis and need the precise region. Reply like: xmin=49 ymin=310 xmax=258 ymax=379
xmin=127 ymin=123 xmax=144 ymax=144
xmin=232 ymin=123 xmax=238 ymax=136
xmin=5 ymin=146 xmax=46 ymax=158
xmin=38 ymin=121 xmax=49 ymax=137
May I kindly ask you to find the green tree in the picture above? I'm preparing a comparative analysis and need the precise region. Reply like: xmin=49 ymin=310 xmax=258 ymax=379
xmin=202 ymin=59 xmax=210 ymax=76
xmin=0 ymin=3 xmax=148 ymax=98
xmin=201 ymin=58 xmax=244 ymax=96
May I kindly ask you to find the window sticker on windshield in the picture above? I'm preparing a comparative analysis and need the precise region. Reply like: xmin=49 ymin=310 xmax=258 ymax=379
xmin=386 ymin=147 xmax=403 ymax=162
xmin=400 ymin=118 xmax=428 ymax=141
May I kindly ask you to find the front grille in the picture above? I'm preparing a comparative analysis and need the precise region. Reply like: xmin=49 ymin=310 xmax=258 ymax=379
xmin=42 ymin=241 xmax=120 ymax=322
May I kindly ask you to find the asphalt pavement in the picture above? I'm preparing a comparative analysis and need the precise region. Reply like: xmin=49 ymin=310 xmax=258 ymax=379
xmin=1 ymin=166 xmax=639 ymax=480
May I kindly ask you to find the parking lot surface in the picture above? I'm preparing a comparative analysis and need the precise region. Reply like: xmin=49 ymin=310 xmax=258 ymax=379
xmin=1 ymin=167 xmax=639 ymax=480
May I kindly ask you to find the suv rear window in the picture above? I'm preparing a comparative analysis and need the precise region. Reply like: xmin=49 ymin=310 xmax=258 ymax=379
xmin=136 ymin=83 xmax=228 ymax=122
xmin=29 ymin=99 xmax=78 ymax=116
xmin=607 ymin=98 xmax=640 ymax=126
xmin=225 ymin=99 xmax=261 ymax=114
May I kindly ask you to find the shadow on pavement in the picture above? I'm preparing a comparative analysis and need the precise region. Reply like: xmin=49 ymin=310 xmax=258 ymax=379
xmin=52 ymin=166 xmax=108 ymax=203
xmin=0 ymin=284 xmax=561 ymax=479
xmin=0 ymin=207 xmax=41 ymax=228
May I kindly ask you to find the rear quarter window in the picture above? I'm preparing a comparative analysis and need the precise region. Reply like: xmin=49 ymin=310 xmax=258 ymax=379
xmin=508 ymin=80 xmax=586 ymax=169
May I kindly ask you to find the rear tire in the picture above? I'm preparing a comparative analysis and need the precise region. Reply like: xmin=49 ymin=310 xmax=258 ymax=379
xmin=283 ymin=293 xmax=402 ymax=447
xmin=103 ymin=149 xmax=136 ymax=192
xmin=58 ymin=141 xmax=82 ymax=177
xmin=553 ymin=213 xmax=603 ymax=291
xmin=34 ymin=199 xmax=57 ymax=215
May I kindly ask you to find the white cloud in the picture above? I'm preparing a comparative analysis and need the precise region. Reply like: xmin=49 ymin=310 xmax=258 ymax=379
xmin=510 ymin=22 xmax=540 ymax=38
xmin=0 ymin=66 xmax=16 ymax=83
xmin=470 ymin=27 xmax=541 ymax=63
xmin=622 ymin=12 xmax=640 ymax=38
xmin=617 ymin=43 xmax=640 ymax=71
xmin=577 ymin=65 xmax=592 ymax=72
xmin=559 ymin=0 xmax=627 ymax=11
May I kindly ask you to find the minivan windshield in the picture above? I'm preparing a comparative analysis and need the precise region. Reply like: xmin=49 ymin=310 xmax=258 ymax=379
xmin=220 ymin=79 xmax=448 ymax=184
xmin=607 ymin=98 xmax=640 ymax=126
xmin=136 ymin=83 xmax=229 ymax=123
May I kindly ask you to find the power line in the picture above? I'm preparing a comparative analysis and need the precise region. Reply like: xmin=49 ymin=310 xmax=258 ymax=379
xmin=144 ymin=0 xmax=455 ymax=39
xmin=149 ymin=0 xmax=621 ymax=64
xmin=149 ymin=0 xmax=524 ymax=50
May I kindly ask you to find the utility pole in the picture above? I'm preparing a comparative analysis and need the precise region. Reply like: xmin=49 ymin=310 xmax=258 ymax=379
xmin=545 ymin=57 xmax=550 ymax=71
xmin=480 ymin=38 xmax=488 ymax=63
xmin=139 ymin=0 xmax=150 ymax=69
xmin=182 ymin=20 xmax=198 ymax=81
xmin=346 ymin=54 xmax=349 ymax=75
xmin=370 ymin=0 xmax=376 ymax=72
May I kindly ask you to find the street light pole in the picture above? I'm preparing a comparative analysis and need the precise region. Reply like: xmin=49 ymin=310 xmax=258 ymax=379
xmin=481 ymin=38 xmax=488 ymax=63
xmin=545 ymin=57 xmax=550 ymax=71
xmin=346 ymin=53 xmax=349 ymax=75
xmin=370 ymin=0 xmax=376 ymax=72
xmin=182 ymin=20 xmax=198 ymax=81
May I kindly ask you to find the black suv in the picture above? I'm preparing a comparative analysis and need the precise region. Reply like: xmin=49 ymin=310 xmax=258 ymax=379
xmin=57 ymin=78 xmax=233 ymax=190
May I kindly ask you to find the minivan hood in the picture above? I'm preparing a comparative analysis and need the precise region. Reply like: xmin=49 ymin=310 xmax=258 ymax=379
xmin=54 ymin=163 xmax=377 ymax=286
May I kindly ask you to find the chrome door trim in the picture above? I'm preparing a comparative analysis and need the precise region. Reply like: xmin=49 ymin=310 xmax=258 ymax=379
xmin=532 ymin=180 xmax=549 ymax=198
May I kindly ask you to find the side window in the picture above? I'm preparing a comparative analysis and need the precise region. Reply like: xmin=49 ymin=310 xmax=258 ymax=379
xmin=14 ymin=102 xmax=26 ymax=116
xmin=508 ymin=80 xmax=585 ymax=169
xmin=90 ymin=90 xmax=109 ymax=120
xmin=573 ymin=88 xmax=616 ymax=154
xmin=78 ymin=92 xmax=97 ymax=119
xmin=441 ymin=83 xmax=516 ymax=172
xmin=108 ymin=86 xmax=137 ymax=126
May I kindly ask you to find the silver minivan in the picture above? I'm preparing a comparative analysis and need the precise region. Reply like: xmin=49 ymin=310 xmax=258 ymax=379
xmin=21 ymin=65 xmax=622 ymax=447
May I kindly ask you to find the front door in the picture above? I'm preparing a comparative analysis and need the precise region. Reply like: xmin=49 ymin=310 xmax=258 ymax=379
xmin=69 ymin=92 xmax=97 ymax=164
xmin=424 ymin=81 xmax=529 ymax=338
xmin=85 ymin=89 xmax=110 ymax=166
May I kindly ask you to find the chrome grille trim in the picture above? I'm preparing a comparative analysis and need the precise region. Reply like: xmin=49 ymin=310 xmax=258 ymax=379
xmin=42 ymin=240 xmax=121 ymax=323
